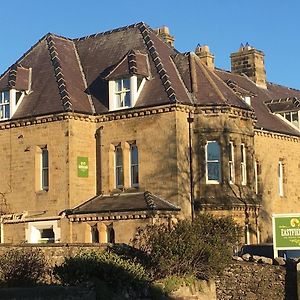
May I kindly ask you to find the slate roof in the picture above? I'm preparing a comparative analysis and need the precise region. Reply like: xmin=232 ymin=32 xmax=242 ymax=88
xmin=67 ymin=191 xmax=180 ymax=215
xmin=0 ymin=22 xmax=300 ymax=137
xmin=216 ymin=69 xmax=300 ymax=136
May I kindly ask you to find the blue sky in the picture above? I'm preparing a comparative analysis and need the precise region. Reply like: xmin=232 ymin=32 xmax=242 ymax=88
xmin=1 ymin=0 xmax=300 ymax=89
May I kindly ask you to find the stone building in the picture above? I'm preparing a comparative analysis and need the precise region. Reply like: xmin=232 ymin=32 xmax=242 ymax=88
xmin=0 ymin=22 xmax=299 ymax=245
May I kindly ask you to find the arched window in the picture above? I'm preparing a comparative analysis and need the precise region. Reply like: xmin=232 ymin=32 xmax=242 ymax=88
xmin=91 ymin=225 xmax=99 ymax=243
xmin=130 ymin=144 xmax=139 ymax=187
xmin=206 ymin=141 xmax=221 ymax=183
xmin=107 ymin=226 xmax=115 ymax=244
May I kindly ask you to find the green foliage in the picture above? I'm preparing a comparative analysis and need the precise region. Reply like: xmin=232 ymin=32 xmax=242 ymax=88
xmin=54 ymin=250 xmax=149 ymax=294
xmin=0 ymin=248 xmax=47 ymax=287
xmin=133 ymin=214 xmax=241 ymax=280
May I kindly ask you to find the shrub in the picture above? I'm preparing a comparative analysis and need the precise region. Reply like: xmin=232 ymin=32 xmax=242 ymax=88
xmin=0 ymin=248 xmax=47 ymax=287
xmin=133 ymin=214 xmax=241 ymax=280
xmin=54 ymin=250 xmax=149 ymax=293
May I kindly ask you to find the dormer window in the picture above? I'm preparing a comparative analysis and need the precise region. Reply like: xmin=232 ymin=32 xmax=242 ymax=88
xmin=109 ymin=75 xmax=146 ymax=111
xmin=0 ymin=91 xmax=10 ymax=119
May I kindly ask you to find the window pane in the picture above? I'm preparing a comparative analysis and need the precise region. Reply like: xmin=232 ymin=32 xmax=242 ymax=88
xmin=116 ymin=166 xmax=123 ymax=187
xmin=115 ymin=80 xmax=122 ymax=92
xmin=131 ymin=165 xmax=139 ymax=185
xmin=124 ymin=92 xmax=130 ymax=107
xmin=286 ymin=113 xmax=291 ymax=122
xmin=292 ymin=112 xmax=299 ymax=127
xmin=123 ymin=78 xmax=130 ymax=90
xmin=115 ymin=147 xmax=122 ymax=166
xmin=241 ymin=144 xmax=245 ymax=162
xmin=131 ymin=145 xmax=139 ymax=186
xmin=3 ymin=91 xmax=9 ymax=102
xmin=42 ymin=149 xmax=48 ymax=167
xmin=115 ymin=94 xmax=122 ymax=107
xmin=207 ymin=142 xmax=220 ymax=161
xmin=40 ymin=228 xmax=54 ymax=239
xmin=115 ymin=147 xmax=123 ymax=187
xmin=4 ymin=104 xmax=10 ymax=119
xmin=207 ymin=162 xmax=220 ymax=181
xmin=91 ymin=225 xmax=99 ymax=243
xmin=228 ymin=143 xmax=233 ymax=161
xmin=131 ymin=146 xmax=138 ymax=164
xmin=42 ymin=169 xmax=49 ymax=189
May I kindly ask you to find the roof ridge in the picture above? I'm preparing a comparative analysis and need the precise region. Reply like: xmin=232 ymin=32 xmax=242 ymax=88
xmin=46 ymin=35 xmax=72 ymax=112
xmin=72 ymin=42 xmax=96 ymax=114
xmin=73 ymin=22 xmax=146 ymax=41
xmin=193 ymin=54 xmax=228 ymax=103
xmin=268 ymin=81 xmax=300 ymax=92
xmin=137 ymin=22 xmax=177 ymax=103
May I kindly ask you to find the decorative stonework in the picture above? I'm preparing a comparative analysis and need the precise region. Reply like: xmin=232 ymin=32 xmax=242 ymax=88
xmin=46 ymin=34 xmax=72 ymax=112
xmin=138 ymin=22 xmax=177 ymax=103
xmin=255 ymin=129 xmax=300 ymax=142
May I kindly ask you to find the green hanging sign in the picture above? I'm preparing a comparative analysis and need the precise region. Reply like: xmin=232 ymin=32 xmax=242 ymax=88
xmin=77 ymin=157 xmax=89 ymax=178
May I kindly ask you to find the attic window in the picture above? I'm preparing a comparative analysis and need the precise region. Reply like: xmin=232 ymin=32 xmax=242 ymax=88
xmin=278 ymin=111 xmax=299 ymax=129
xmin=115 ymin=78 xmax=131 ymax=108
xmin=0 ymin=89 xmax=25 ymax=120
xmin=0 ymin=91 xmax=10 ymax=119
xmin=109 ymin=75 xmax=146 ymax=111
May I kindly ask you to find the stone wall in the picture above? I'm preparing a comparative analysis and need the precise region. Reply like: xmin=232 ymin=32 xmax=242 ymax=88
xmin=254 ymin=132 xmax=300 ymax=243
xmin=0 ymin=243 xmax=106 ymax=266
xmin=216 ymin=261 xmax=297 ymax=300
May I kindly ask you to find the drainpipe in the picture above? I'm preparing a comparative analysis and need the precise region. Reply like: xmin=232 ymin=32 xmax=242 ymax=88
xmin=187 ymin=112 xmax=194 ymax=222
xmin=96 ymin=126 xmax=104 ymax=194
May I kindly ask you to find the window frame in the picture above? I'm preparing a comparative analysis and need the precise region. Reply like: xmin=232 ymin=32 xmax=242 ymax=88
xmin=205 ymin=141 xmax=221 ymax=184
xmin=228 ymin=141 xmax=235 ymax=184
xmin=130 ymin=143 xmax=139 ymax=187
xmin=241 ymin=143 xmax=247 ymax=185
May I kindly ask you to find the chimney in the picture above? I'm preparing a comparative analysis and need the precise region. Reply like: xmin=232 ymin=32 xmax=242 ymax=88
xmin=195 ymin=44 xmax=215 ymax=70
xmin=154 ymin=26 xmax=175 ymax=47
xmin=230 ymin=44 xmax=267 ymax=89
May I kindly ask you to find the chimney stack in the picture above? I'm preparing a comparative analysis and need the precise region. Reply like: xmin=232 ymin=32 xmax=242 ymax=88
xmin=230 ymin=44 xmax=267 ymax=89
xmin=195 ymin=44 xmax=215 ymax=70
xmin=154 ymin=26 xmax=175 ymax=47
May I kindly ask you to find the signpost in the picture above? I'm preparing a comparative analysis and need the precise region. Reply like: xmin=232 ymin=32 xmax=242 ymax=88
xmin=272 ymin=214 xmax=300 ymax=258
